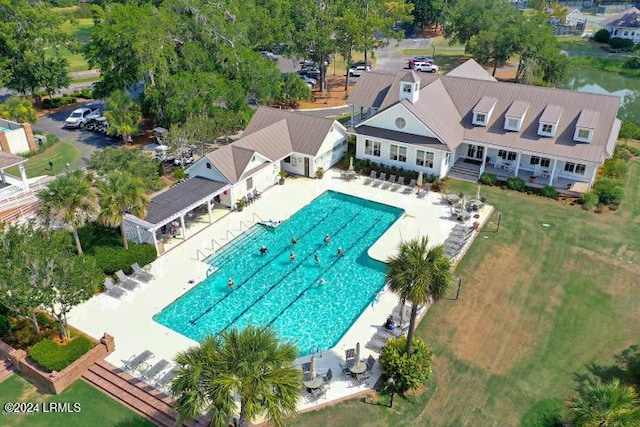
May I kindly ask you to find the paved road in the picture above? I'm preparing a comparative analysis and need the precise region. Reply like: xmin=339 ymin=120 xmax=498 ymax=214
xmin=36 ymin=100 xmax=117 ymax=168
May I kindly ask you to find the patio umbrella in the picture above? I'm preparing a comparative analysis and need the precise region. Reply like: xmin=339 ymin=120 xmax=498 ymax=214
xmin=416 ymin=172 xmax=423 ymax=188
xmin=476 ymin=184 xmax=481 ymax=200
xmin=355 ymin=342 xmax=361 ymax=363
xmin=348 ymin=156 xmax=354 ymax=171
xmin=310 ymin=355 xmax=317 ymax=378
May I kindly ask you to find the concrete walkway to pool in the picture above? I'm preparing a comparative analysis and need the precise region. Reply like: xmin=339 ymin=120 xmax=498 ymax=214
xmin=68 ymin=168 xmax=493 ymax=414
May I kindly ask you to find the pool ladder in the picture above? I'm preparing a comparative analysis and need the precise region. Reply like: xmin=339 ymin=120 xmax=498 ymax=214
xmin=309 ymin=346 xmax=323 ymax=359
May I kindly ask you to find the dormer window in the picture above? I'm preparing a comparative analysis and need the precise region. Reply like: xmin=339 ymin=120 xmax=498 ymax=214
xmin=505 ymin=117 xmax=521 ymax=131
xmin=504 ymin=101 xmax=528 ymax=132
xmin=402 ymin=83 xmax=412 ymax=93
xmin=574 ymin=109 xmax=598 ymax=143
xmin=538 ymin=105 xmax=563 ymax=137
xmin=472 ymin=96 xmax=497 ymax=127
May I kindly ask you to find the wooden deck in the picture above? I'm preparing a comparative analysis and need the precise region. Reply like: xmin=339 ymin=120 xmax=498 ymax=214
xmin=82 ymin=360 xmax=209 ymax=427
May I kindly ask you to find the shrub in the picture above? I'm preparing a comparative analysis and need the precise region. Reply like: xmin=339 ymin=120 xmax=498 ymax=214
xmin=0 ymin=315 xmax=9 ymax=336
xmin=592 ymin=178 xmax=624 ymax=205
xmin=540 ymin=186 xmax=558 ymax=199
xmin=89 ymin=243 xmax=157 ymax=276
xmin=173 ymin=168 xmax=188 ymax=181
xmin=592 ymin=28 xmax=610 ymax=43
xmin=580 ymin=192 xmax=599 ymax=210
xmin=29 ymin=336 xmax=93 ymax=372
xmin=507 ymin=177 xmax=526 ymax=192
xmin=608 ymin=37 xmax=635 ymax=50
xmin=602 ymin=158 xmax=628 ymax=180
xmin=315 ymin=167 xmax=324 ymax=178
xmin=479 ymin=172 xmax=497 ymax=186
xmin=379 ymin=336 xmax=433 ymax=393
xmin=430 ymin=179 xmax=441 ymax=192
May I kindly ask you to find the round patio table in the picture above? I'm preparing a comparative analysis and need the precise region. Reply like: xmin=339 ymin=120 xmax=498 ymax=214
xmin=348 ymin=362 xmax=367 ymax=375
xmin=303 ymin=376 xmax=324 ymax=390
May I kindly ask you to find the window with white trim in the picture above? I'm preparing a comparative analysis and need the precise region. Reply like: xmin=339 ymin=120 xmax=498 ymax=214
xmin=505 ymin=117 xmax=521 ymax=131
xmin=416 ymin=150 xmax=434 ymax=168
xmin=530 ymin=156 xmax=551 ymax=167
xmin=498 ymin=150 xmax=517 ymax=161
xmin=402 ymin=83 xmax=412 ymax=93
xmin=538 ymin=122 xmax=555 ymax=136
xmin=574 ymin=127 xmax=592 ymax=142
xmin=473 ymin=112 xmax=487 ymax=126
xmin=390 ymin=145 xmax=407 ymax=162
xmin=564 ymin=162 xmax=586 ymax=175
xmin=445 ymin=152 xmax=450 ymax=165
xmin=364 ymin=139 xmax=381 ymax=157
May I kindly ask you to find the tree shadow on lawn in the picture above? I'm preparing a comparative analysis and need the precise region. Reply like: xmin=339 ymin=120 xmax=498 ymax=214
xmin=575 ymin=344 xmax=640 ymax=386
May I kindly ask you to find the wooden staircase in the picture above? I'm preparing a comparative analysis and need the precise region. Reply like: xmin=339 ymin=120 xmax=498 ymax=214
xmin=82 ymin=360 xmax=208 ymax=427
xmin=448 ymin=160 xmax=481 ymax=182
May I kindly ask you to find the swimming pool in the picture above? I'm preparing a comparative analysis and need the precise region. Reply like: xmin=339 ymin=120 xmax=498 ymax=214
xmin=154 ymin=191 xmax=404 ymax=354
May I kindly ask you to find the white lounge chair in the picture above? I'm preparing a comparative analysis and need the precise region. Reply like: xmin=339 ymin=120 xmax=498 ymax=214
xmin=393 ymin=176 xmax=405 ymax=191
xmin=155 ymin=367 xmax=179 ymax=392
xmin=372 ymin=172 xmax=386 ymax=187
xmin=364 ymin=170 xmax=377 ymax=185
xmin=404 ymin=179 xmax=417 ymax=193
xmin=142 ymin=359 xmax=170 ymax=382
xmin=131 ymin=262 xmax=154 ymax=282
xmin=116 ymin=270 xmax=139 ymax=290
xmin=123 ymin=350 xmax=154 ymax=373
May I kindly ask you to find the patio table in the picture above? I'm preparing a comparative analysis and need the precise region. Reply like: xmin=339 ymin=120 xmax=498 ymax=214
xmin=348 ymin=361 xmax=367 ymax=375
xmin=303 ymin=376 xmax=324 ymax=390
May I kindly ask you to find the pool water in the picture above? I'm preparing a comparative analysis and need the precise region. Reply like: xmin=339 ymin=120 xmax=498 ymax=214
xmin=154 ymin=191 xmax=403 ymax=354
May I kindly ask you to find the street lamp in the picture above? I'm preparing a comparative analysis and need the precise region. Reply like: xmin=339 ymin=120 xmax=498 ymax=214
xmin=387 ymin=377 xmax=395 ymax=408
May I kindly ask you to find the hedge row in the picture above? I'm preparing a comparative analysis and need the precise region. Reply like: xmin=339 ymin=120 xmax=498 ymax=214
xmin=42 ymin=97 xmax=77 ymax=109
xmin=88 ymin=243 xmax=157 ymax=276
xmin=480 ymin=173 xmax=559 ymax=199
xmin=29 ymin=336 xmax=93 ymax=372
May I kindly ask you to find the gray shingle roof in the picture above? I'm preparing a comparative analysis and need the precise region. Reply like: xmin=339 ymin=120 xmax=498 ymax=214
xmin=601 ymin=7 xmax=640 ymax=28
xmin=144 ymin=177 xmax=228 ymax=224
xmin=349 ymin=60 xmax=621 ymax=163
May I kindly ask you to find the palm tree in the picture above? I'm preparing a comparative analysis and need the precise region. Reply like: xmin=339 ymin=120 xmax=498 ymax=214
xmin=104 ymin=89 xmax=142 ymax=145
xmin=386 ymin=236 xmax=453 ymax=356
xmin=37 ymin=170 xmax=99 ymax=255
xmin=171 ymin=326 xmax=301 ymax=427
xmin=96 ymin=171 xmax=149 ymax=249
xmin=566 ymin=376 xmax=640 ymax=427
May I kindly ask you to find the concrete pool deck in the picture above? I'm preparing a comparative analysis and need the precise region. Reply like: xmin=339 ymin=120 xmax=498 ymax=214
xmin=68 ymin=168 xmax=493 ymax=414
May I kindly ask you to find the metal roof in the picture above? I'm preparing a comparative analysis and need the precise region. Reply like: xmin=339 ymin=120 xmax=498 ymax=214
xmin=356 ymin=125 xmax=447 ymax=150
xmin=473 ymin=96 xmax=498 ymax=114
xmin=540 ymin=105 xmax=563 ymax=124
xmin=0 ymin=151 xmax=26 ymax=169
xmin=505 ymin=101 xmax=530 ymax=118
xmin=445 ymin=59 xmax=497 ymax=81
xmin=576 ymin=110 xmax=600 ymax=129
xmin=144 ymin=177 xmax=228 ymax=224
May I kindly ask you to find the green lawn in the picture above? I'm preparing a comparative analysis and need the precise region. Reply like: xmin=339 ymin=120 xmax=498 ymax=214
xmin=5 ymin=141 xmax=81 ymax=178
xmin=402 ymin=48 xmax=471 ymax=74
xmin=0 ymin=374 xmax=154 ymax=427
xmin=557 ymin=35 xmax=604 ymax=52
xmin=292 ymin=152 xmax=640 ymax=426
xmin=47 ymin=18 xmax=94 ymax=73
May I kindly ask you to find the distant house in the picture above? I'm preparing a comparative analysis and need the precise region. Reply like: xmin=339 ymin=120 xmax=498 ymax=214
xmin=565 ymin=7 xmax=586 ymax=26
xmin=0 ymin=119 xmax=38 ymax=155
xmin=347 ymin=59 xmax=621 ymax=192
xmin=601 ymin=7 xmax=640 ymax=43
xmin=123 ymin=107 xmax=348 ymax=253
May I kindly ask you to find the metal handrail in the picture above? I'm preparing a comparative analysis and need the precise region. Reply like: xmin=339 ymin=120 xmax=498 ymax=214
xmin=195 ymin=249 xmax=207 ymax=261
xmin=225 ymin=229 xmax=235 ymax=240
xmin=251 ymin=212 xmax=263 ymax=223
xmin=209 ymin=238 xmax=221 ymax=252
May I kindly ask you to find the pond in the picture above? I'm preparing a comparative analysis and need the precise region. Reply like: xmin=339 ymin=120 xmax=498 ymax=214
xmin=560 ymin=68 xmax=640 ymax=123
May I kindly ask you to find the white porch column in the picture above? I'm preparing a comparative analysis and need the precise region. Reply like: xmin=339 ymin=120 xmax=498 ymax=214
xmin=207 ymin=200 xmax=213 ymax=223
xmin=18 ymin=164 xmax=29 ymax=190
xmin=0 ymin=169 xmax=5 ymax=184
xmin=549 ymin=159 xmax=558 ymax=185
xmin=180 ymin=215 xmax=186 ymax=240
xmin=479 ymin=146 xmax=487 ymax=175
xmin=151 ymin=230 xmax=158 ymax=255
xmin=135 ymin=225 xmax=142 ymax=244
xmin=589 ymin=166 xmax=598 ymax=189
xmin=514 ymin=152 xmax=521 ymax=178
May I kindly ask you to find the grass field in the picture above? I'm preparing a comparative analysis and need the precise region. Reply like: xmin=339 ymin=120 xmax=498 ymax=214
xmin=401 ymin=48 xmax=470 ymax=74
xmin=5 ymin=141 xmax=81 ymax=178
xmin=0 ymin=374 xmax=153 ymax=427
xmin=557 ymin=36 xmax=604 ymax=52
xmin=47 ymin=18 xmax=93 ymax=73
xmin=291 ymin=151 xmax=640 ymax=426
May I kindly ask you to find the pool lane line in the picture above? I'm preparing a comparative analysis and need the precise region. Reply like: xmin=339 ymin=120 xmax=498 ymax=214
xmin=189 ymin=201 xmax=344 ymax=325
xmin=265 ymin=217 xmax=384 ymax=328
xmin=215 ymin=208 xmax=375 ymax=334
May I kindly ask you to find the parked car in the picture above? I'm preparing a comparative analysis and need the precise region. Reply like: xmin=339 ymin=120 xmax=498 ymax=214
xmin=348 ymin=61 xmax=371 ymax=77
xmin=299 ymin=75 xmax=317 ymax=86
xmin=63 ymin=107 xmax=101 ymax=129
xmin=412 ymin=61 xmax=439 ymax=73
xmin=407 ymin=56 xmax=434 ymax=69
xmin=298 ymin=65 xmax=320 ymax=79
xmin=261 ymin=51 xmax=278 ymax=61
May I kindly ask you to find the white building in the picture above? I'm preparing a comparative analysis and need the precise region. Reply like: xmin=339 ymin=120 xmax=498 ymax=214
xmin=601 ymin=7 xmax=640 ymax=43
xmin=347 ymin=59 xmax=621 ymax=191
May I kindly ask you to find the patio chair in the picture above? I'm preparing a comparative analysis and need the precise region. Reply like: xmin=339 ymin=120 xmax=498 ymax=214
xmin=338 ymin=362 xmax=352 ymax=378
xmin=115 ymin=270 xmax=139 ymax=291
xmin=301 ymin=362 xmax=311 ymax=374
xmin=393 ymin=176 xmax=406 ymax=191
xmin=311 ymin=386 xmax=327 ymax=399
xmin=417 ymin=188 xmax=427 ymax=199
xmin=364 ymin=170 xmax=377 ymax=185
xmin=372 ymin=172 xmax=386 ymax=187
xmin=103 ymin=277 xmax=126 ymax=299
xmin=123 ymin=350 xmax=154 ymax=373
xmin=404 ymin=179 xmax=416 ymax=193
xmin=323 ymin=368 xmax=333 ymax=388
xmin=344 ymin=348 xmax=356 ymax=361
xmin=142 ymin=359 xmax=170 ymax=382
xmin=382 ymin=174 xmax=396 ymax=190
xmin=131 ymin=262 xmax=154 ymax=282
xmin=155 ymin=367 xmax=179 ymax=392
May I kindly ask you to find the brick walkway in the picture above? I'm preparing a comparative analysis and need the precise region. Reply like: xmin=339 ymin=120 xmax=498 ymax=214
xmin=82 ymin=360 xmax=208 ymax=427
xmin=0 ymin=358 xmax=15 ymax=382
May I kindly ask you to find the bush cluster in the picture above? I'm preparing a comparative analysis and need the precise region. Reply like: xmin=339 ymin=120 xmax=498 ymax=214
xmin=0 ymin=315 xmax=9 ymax=336
xmin=42 ymin=97 xmax=77 ymax=109
xmin=379 ymin=336 xmax=433 ymax=393
xmin=608 ymin=37 xmax=635 ymax=50
xmin=29 ymin=336 xmax=93 ymax=372
xmin=479 ymin=172 xmax=497 ymax=186
xmin=506 ymin=177 xmax=526 ymax=192
xmin=88 ymin=243 xmax=158 ymax=276
xmin=70 ymin=88 xmax=96 ymax=100
xmin=592 ymin=29 xmax=610 ymax=43
xmin=540 ymin=186 xmax=558 ymax=199
xmin=619 ymin=120 xmax=640 ymax=140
